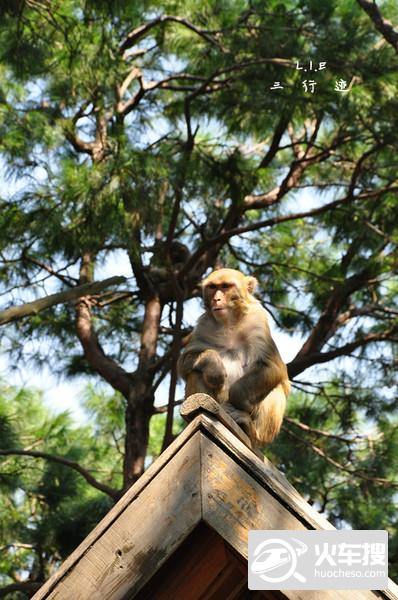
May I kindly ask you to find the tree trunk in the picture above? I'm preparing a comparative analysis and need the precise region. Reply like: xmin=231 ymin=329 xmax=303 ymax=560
xmin=123 ymin=387 xmax=151 ymax=490
xmin=123 ymin=295 xmax=162 ymax=489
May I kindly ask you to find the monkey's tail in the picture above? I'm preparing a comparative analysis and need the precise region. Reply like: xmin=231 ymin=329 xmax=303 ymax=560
xmin=251 ymin=383 xmax=288 ymax=445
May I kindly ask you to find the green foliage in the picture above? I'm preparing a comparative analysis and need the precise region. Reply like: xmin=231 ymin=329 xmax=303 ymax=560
xmin=0 ymin=382 xmax=118 ymax=591
xmin=147 ymin=412 xmax=185 ymax=461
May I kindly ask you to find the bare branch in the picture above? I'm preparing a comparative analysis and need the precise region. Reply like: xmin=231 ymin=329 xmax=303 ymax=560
xmin=289 ymin=326 xmax=398 ymax=377
xmin=285 ymin=416 xmax=381 ymax=445
xmin=294 ymin=268 xmax=374 ymax=360
xmin=22 ymin=254 xmax=77 ymax=286
xmin=258 ymin=114 xmax=291 ymax=170
xmin=0 ymin=581 xmax=42 ymax=598
xmin=283 ymin=426 xmax=397 ymax=487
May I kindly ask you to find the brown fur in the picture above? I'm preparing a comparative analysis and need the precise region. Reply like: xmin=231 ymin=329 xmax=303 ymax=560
xmin=178 ymin=268 xmax=290 ymax=445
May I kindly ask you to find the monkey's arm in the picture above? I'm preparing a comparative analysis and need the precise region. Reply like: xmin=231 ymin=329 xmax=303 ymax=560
xmin=229 ymin=357 xmax=288 ymax=413
xmin=178 ymin=350 xmax=200 ymax=380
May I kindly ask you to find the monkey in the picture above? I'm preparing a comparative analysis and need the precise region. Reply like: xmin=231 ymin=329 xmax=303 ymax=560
xmin=148 ymin=240 xmax=191 ymax=283
xmin=178 ymin=268 xmax=290 ymax=446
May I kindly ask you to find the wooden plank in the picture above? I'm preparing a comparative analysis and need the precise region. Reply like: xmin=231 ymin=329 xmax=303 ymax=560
xmin=198 ymin=416 xmax=398 ymax=600
xmin=136 ymin=522 xmax=279 ymax=600
xmin=33 ymin=417 xmax=203 ymax=600
xmin=181 ymin=393 xmax=265 ymax=460
xmin=36 ymin=433 xmax=202 ymax=600
xmin=200 ymin=434 xmax=387 ymax=600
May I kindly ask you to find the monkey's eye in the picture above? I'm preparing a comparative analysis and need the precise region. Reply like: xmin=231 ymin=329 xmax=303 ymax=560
xmin=207 ymin=283 xmax=217 ymax=290
xmin=221 ymin=283 xmax=232 ymax=290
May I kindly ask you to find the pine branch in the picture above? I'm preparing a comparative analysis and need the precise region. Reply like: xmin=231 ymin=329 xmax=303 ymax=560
xmin=283 ymin=426 xmax=397 ymax=487
xmin=288 ymin=325 xmax=398 ymax=377
xmin=119 ymin=15 xmax=223 ymax=54
xmin=293 ymin=268 xmax=374 ymax=360
xmin=0 ymin=449 xmax=119 ymax=499
xmin=357 ymin=0 xmax=398 ymax=54
xmin=0 ymin=276 xmax=126 ymax=326
xmin=181 ymin=184 xmax=398 ymax=278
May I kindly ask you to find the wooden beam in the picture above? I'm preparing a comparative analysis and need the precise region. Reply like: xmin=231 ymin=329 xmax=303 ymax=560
xmin=181 ymin=393 xmax=263 ymax=459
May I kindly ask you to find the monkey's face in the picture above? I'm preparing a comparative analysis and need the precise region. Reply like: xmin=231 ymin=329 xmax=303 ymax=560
xmin=202 ymin=270 xmax=246 ymax=324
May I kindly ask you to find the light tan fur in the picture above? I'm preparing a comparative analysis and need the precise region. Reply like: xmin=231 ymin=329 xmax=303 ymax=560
xmin=178 ymin=268 xmax=290 ymax=446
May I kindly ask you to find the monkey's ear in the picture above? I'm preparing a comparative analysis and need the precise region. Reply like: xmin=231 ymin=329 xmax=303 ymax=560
xmin=246 ymin=276 xmax=258 ymax=294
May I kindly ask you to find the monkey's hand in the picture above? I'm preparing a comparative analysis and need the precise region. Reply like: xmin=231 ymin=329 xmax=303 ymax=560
xmin=193 ymin=349 xmax=226 ymax=391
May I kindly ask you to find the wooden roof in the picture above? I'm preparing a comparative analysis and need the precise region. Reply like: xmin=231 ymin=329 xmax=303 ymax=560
xmin=33 ymin=394 xmax=398 ymax=600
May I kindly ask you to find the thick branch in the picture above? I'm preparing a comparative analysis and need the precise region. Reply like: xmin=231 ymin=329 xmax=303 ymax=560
xmin=289 ymin=326 xmax=397 ymax=378
xmin=75 ymin=277 xmax=132 ymax=398
xmin=0 ymin=449 xmax=118 ymax=499
xmin=247 ymin=128 xmax=354 ymax=210
xmin=0 ymin=276 xmax=126 ymax=326
xmin=357 ymin=0 xmax=398 ymax=54
xmin=64 ymin=129 xmax=94 ymax=155
xmin=138 ymin=295 xmax=162 ymax=367
xmin=258 ymin=114 xmax=291 ymax=170
xmin=294 ymin=269 xmax=373 ymax=361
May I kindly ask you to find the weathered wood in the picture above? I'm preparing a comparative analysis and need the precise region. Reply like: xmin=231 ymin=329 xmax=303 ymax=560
xmin=181 ymin=394 xmax=251 ymax=445
xmin=136 ymin=522 xmax=275 ymax=600
xmin=201 ymin=433 xmax=307 ymax=556
xmin=54 ymin=435 xmax=199 ymax=599
xmin=135 ymin=523 xmax=229 ymax=600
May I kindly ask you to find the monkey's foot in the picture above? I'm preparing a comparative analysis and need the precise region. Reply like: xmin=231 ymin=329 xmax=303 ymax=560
xmin=222 ymin=402 xmax=255 ymax=441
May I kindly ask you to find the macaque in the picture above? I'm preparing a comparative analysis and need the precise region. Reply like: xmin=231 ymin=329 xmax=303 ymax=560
xmin=178 ymin=268 xmax=290 ymax=445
